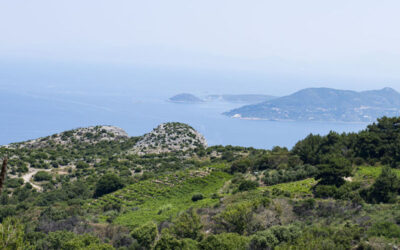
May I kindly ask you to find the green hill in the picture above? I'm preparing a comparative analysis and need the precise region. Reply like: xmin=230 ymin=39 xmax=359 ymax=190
xmin=1 ymin=118 xmax=400 ymax=249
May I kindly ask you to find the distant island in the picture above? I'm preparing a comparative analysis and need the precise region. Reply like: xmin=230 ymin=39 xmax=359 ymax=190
xmin=224 ymin=87 xmax=400 ymax=122
xmin=169 ymin=93 xmax=276 ymax=104
xmin=169 ymin=93 xmax=204 ymax=103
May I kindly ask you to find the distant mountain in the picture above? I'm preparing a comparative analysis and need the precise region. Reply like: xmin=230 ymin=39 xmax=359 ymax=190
xmin=224 ymin=87 xmax=400 ymax=122
xmin=169 ymin=93 xmax=204 ymax=103
xmin=205 ymin=94 xmax=277 ymax=104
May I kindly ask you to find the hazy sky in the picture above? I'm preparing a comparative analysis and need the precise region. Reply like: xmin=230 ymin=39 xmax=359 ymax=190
xmin=1 ymin=0 xmax=400 ymax=94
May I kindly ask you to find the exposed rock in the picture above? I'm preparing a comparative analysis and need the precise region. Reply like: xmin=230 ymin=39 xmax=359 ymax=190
xmin=132 ymin=122 xmax=207 ymax=155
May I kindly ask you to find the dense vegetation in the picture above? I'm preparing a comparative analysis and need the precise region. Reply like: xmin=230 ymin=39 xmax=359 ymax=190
xmin=1 ymin=118 xmax=400 ymax=249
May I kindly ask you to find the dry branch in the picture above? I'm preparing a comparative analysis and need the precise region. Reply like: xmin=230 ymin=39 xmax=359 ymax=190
xmin=0 ymin=157 xmax=8 ymax=195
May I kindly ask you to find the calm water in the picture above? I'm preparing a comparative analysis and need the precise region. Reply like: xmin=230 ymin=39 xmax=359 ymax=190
xmin=0 ymin=63 xmax=368 ymax=149
xmin=0 ymin=91 xmax=367 ymax=149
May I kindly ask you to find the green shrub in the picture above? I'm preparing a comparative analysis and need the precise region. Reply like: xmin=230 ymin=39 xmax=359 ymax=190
xmin=5 ymin=178 xmax=24 ymax=188
xmin=230 ymin=158 xmax=252 ymax=174
xmin=131 ymin=221 xmax=158 ymax=249
xmin=365 ymin=166 xmax=400 ymax=203
xmin=217 ymin=202 xmax=253 ymax=235
xmin=200 ymin=233 xmax=250 ymax=250
xmin=368 ymin=221 xmax=400 ymax=239
xmin=94 ymin=173 xmax=124 ymax=198
xmin=191 ymin=193 xmax=204 ymax=202
xmin=76 ymin=161 xmax=89 ymax=169
xmin=249 ymin=230 xmax=279 ymax=249
xmin=170 ymin=209 xmax=203 ymax=240
xmin=33 ymin=171 xmax=52 ymax=182
xmin=238 ymin=180 xmax=259 ymax=192
xmin=313 ymin=185 xmax=337 ymax=198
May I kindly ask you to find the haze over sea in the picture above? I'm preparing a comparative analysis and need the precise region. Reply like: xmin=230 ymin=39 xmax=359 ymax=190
xmin=0 ymin=62 xmax=367 ymax=149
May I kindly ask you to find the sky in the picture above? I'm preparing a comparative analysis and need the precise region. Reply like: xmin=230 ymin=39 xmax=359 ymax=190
xmin=1 ymin=0 xmax=400 ymax=95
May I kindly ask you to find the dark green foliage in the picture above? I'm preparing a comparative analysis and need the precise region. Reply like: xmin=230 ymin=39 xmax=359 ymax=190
xmin=313 ymin=185 xmax=338 ymax=198
xmin=362 ymin=166 xmax=400 ymax=203
xmin=262 ymin=165 xmax=317 ymax=186
xmin=315 ymin=157 xmax=351 ymax=187
xmin=238 ymin=180 xmax=259 ymax=192
xmin=131 ymin=221 xmax=158 ymax=249
xmin=94 ymin=173 xmax=124 ymax=198
xmin=34 ymin=171 xmax=52 ymax=181
xmin=230 ymin=158 xmax=252 ymax=174
xmin=367 ymin=221 xmax=400 ymax=239
xmin=170 ymin=209 xmax=203 ymax=240
xmin=199 ymin=233 xmax=250 ymax=250
xmin=216 ymin=202 xmax=253 ymax=235
xmin=191 ymin=193 xmax=204 ymax=202
xmin=5 ymin=178 xmax=24 ymax=188
xmin=249 ymin=230 xmax=278 ymax=249
xmin=76 ymin=161 xmax=89 ymax=169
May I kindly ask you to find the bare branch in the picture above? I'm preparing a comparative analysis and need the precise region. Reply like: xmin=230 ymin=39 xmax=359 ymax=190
xmin=0 ymin=157 xmax=8 ymax=195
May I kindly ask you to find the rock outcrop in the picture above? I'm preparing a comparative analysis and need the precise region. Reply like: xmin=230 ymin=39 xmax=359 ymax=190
xmin=132 ymin=122 xmax=207 ymax=155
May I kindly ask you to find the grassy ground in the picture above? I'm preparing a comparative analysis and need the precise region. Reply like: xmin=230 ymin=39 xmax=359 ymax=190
xmin=354 ymin=165 xmax=400 ymax=183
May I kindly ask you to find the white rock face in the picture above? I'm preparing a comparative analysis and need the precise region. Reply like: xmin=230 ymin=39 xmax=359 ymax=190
xmin=132 ymin=122 xmax=207 ymax=155
xmin=10 ymin=125 xmax=129 ymax=149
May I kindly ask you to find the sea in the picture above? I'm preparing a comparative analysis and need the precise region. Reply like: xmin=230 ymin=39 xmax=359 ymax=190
xmin=0 ymin=62 xmax=368 ymax=149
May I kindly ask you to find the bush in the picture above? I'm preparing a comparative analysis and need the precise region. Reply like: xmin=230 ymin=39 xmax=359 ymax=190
xmin=364 ymin=166 xmax=400 ymax=203
xmin=191 ymin=193 xmax=204 ymax=202
xmin=230 ymin=158 xmax=252 ymax=174
xmin=368 ymin=221 xmax=400 ymax=239
xmin=131 ymin=222 xmax=158 ymax=249
xmin=76 ymin=161 xmax=89 ymax=169
xmin=249 ymin=230 xmax=279 ymax=249
xmin=238 ymin=180 xmax=259 ymax=192
xmin=200 ymin=233 xmax=250 ymax=250
xmin=170 ymin=209 xmax=203 ymax=240
xmin=94 ymin=173 xmax=124 ymax=198
xmin=216 ymin=202 xmax=253 ymax=235
xmin=33 ymin=171 xmax=52 ymax=182
xmin=5 ymin=178 xmax=24 ymax=188
xmin=313 ymin=185 xmax=338 ymax=198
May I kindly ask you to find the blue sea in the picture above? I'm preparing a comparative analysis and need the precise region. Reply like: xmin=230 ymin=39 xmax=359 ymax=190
xmin=0 ymin=62 xmax=367 ymax=149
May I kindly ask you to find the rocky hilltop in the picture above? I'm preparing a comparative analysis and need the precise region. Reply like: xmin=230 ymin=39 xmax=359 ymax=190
xmin=6 ymin=123 xmax=207 ymax=155
xmin=132 ymin=122 xmax=207 ymax=155
xmin=10 ymin=125 xmax=129 ymax=149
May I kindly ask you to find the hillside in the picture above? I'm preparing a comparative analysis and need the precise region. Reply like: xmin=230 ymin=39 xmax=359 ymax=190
xmin=224 ymin=87 xmax=400 ymax=122
xmin=132 ymin=122 xmax=207 ymax=155
xmin=1 ymin=117 xmax=400 ymax=249
xmin=9 ymin=125 xmax=130 ymax=149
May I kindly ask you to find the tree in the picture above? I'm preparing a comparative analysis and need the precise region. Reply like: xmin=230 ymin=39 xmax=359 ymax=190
xmin=94 ymin=173 xmax=124 ymax=198
xmin=33 ymin=171 xmax=52 ymax=182
xmin=367 ymin=166 xmax=400 ymax=203
xmin=131 ymin=221 xmax=158 ymax=249
xmin=170 ymin=208 xmax=203 ymax=240
xmin=238 ymin=180 xmax=259 ymax=192
xmin=315 ymin=157 xmax=352 ymax=187
xmin=230 ymin=158 xmax=252 ymax=174
xmin=216 ymin=202 xmax=253 ymax=235
xmin=0 ymin=217 xmax=28 ymax=249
